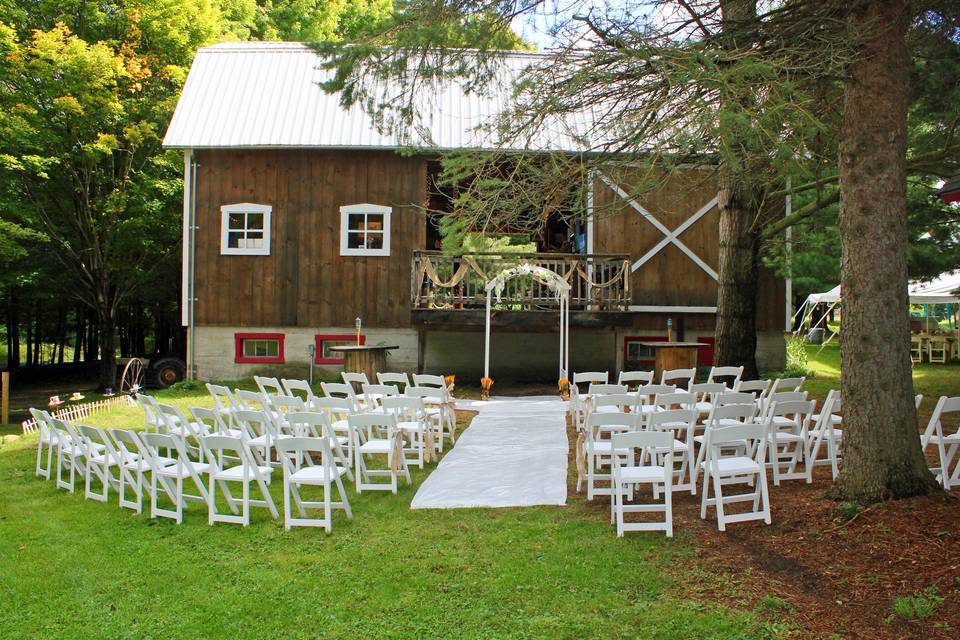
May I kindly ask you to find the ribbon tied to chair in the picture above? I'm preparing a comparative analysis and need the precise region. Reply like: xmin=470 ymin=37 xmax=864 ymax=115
xmin=574 ymin=395 xmax=595 ymax=487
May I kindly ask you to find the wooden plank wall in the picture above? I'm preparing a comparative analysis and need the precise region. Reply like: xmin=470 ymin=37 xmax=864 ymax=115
xmin=592 ymin=168 xmax=785 ymax=332
xmin=194 ymin=150 xmax=426 ymax=328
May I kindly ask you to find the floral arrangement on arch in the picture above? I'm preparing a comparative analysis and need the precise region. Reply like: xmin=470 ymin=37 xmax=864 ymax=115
xmin=488 ymin=263 xmax=571 ymax=304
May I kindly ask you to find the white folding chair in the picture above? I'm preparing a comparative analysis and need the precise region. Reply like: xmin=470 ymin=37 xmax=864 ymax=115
xmin=136 ymin=394 xmax=166 ymax=432
xmin=635 ymin=384 xmax=677 ymax=417
xmin=49 ymin=418 xmax=90 ymax=493
xmin=377 ymin=372 xmax=411 ymax=391
xmin=661 ymin=368 xmax=695 ymax=391
xmin=139 ymin=432 xmax=221 ymax=524
xmin=201 ymin=435 xmax=277 ymax=526
xmin=381 ymin=396 xmax=432 ymax=469
xmin=921 ymin=396 xmax=960 ymax=489
xmin=206 ymin=383 xmax=242 ymax=424
xmin=646 ymin=408 xmax=698 ymax=495
xmin=191 ymin=406 xmax=241 ymax=438
xmin=361 ymin=383 xmax=400 ymax=411
xmin=808 ymin=390 xmax=843 ymax=479
xmin=310 ymin=396 xmax=358 ymax=465
xmin=75 ymin=425 xmax=122 ymax=503
xmin=109 ymin=428 xmax=172 ymax=514
xmin=692 ymin=403 xmax=757 ymax=487
xmin=588 ymin=383 xmax=629 ymax=396
xmin=770 ymin=376 xmax=805 ymax=394
xmin=276 ymin=436 xmax=353 ymax=532
xmin=281 ymin=378 xmax=316 ymax=402
xmin=233 ymin=409 xmax=285 ymax=468
xmin=593 ymin=393 xmax=641 ymax=415
xmin=735 ymin=379 xmax=772 ymax=404
xmin=349 ymin=413 xmax=411 ymax=493
xmin=617 ymin=370 xmax=653 ymax=390
xmin=928 ymin=338 xmax=948 ymax=364
xmin=610 ymin=430 xmax=675 ymax=537
xmin=707 ymin=366 xmax=744 ymax=388
xmin=571 ymin=372 xmax=610 ymax=430
xmin=764 ymin=399 xmax=816 ymax=485
xmin=254 ymin=375 xmax=284 ymax=396
xmin=700 ymin=421 xmax=772 ymax=531
xmin=235 ymin=389 xmax=269 ymax=411
xmin=412 ymin=374 xmax=447 ymax=389
xmin=582 ymin=411 xmax=638 ymax=500
xmin=29 ymin=408 xmax=57 ymax=480
xmin=652 ymin=391 xmax=697 ymax=412
xmin=321 ymin=382 xmax=363 ymax=409
xmin=689 ymin=382 xmax=726 ymax=416
xmin=284 ymin=411 xmax=354 ymax=481
xmin=762 ymin=390 xmax=809 ymax=415
xmin=405 ymin=385 xmax=455 ymax=450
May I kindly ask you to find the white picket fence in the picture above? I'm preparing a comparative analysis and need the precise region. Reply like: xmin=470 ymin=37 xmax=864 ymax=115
xmin=21 ymin=394 xmax=137 ymax=434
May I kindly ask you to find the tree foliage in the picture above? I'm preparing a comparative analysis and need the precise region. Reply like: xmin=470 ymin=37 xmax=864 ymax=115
xmin=0 ymin=0 xmax=414 ymax=383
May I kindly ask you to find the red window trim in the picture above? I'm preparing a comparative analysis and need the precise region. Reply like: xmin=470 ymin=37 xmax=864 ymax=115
xmin=623 ymin=335 xmax=667 ymax=366
xmin=234 ymin=332 xmax=285 ymax=364
xmin=315 ymin=334 xmax=366 ymax=365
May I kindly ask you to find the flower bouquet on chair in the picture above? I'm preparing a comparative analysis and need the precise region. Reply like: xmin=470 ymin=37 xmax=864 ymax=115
xmin=558 ymin=377 xmax=570 ymax=401
xmin=480 ymin=377 xmax=493 ymax=401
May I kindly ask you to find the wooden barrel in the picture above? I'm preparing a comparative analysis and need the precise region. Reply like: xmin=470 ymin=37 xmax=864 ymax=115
xmin=329 ymin=345 xmax=399 ymax=382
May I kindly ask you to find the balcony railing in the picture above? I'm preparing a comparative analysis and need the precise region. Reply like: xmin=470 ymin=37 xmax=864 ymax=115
xmin=412 ymin=251 xmax=632 ymax=312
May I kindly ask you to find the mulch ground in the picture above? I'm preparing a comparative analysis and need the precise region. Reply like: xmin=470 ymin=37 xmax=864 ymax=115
xmin=564 ymin=413 xmax=960 ymax=639
xmin=676 ymin=471 xmax=960 ymax=639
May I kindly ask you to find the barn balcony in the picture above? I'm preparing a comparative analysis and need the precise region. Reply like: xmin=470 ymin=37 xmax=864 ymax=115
xmin=411 ymin=251 xmax=634 ymax=328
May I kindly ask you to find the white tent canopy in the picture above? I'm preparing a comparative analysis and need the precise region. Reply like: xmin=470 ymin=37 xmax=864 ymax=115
xmin=907 ymin=271 xmax=960 ymax=304
xmin=801 ymin=271 xmax=960 ymax=311
xmin=795 ymin=271 xmax=960 ymax=336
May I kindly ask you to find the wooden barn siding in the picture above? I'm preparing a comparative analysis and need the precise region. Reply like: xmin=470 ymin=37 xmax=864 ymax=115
xmin=194 ymin=149 xmax=426 ymax=328
xmin=593 ymin=169 xmax=785 ymax=332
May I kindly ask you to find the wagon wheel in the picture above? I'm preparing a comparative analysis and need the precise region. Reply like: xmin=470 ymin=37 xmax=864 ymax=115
xmin=120 ymin=358 xmax=146 ymax=396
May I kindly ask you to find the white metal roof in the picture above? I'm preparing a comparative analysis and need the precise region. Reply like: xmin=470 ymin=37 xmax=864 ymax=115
xmin=163 ymin=42 xmax=588 ymax=152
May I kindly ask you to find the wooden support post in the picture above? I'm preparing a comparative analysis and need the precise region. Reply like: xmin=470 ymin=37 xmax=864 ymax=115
xmin=1 ymin=371 xmax=9 ymax=425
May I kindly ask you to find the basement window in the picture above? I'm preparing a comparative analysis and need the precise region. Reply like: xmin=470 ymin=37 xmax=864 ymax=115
xmin=340 ymin=204 xmax=391 ymax=256
xmin=221 ymin=203 xmax=272 ymax=255
xmin=315 ymin=334 xmax=366 ymax=365
xmin=234 ymin=333 xmax=285 ymax=364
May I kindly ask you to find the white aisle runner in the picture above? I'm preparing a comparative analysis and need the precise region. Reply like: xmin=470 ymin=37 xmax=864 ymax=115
xmin=410 ymin=396 xmax=568 ymax=509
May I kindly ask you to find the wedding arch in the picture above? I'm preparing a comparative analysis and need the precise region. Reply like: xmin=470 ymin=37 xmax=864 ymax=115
xmin=484 ymin=264 xmax=571 ymax=380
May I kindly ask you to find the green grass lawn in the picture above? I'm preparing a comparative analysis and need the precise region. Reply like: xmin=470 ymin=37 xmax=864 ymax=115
xmin=798 ymin=342 xmax=960 ymax=417
xmin=3 ymin=346 xmax=956 ymax=639
xmin=1 ymin=386 xmax=778 ymax=640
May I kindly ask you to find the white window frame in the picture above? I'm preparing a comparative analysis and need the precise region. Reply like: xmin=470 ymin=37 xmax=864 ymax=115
xmin=339 ymin=203 xmax=392 ymax=257
xmin=220 ymin=203 xmax=272 ymax=256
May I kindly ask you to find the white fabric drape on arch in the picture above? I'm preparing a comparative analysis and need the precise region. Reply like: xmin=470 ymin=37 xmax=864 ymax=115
xmin=483 ymin=264 xmax=571 ymax=380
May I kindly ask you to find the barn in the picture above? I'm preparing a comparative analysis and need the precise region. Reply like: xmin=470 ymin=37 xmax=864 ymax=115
xmin=162 ymin=42 xmax=787 ymax=381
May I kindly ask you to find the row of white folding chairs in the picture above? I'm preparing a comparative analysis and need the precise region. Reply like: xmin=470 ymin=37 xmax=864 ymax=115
xmin=29 ymin=407 xmax=353 ymax=531
xmin=245 ymin=374 xmax=457 ymax=451
xmin=573 ymin=367 xmax=797 ymax=395
xmin=572 ymin=377 xmax=806 ymax=433
xmin=587 ymin=394 xmax=855 ymax=533
xmin=142 ymin=386 xmax=440 ymax=475
xmin=581 ymin=395 xmax=819 ymax=495
xmin=594 ymin=404 xmax=777 ymax=536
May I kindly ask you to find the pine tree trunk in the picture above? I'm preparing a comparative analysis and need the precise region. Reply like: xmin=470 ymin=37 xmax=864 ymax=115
xmin=831 ymin=0 xmax=938 ymax=503
xmin=713 ymin=0 xmax=761 ymax=380
xmin=715 ymin=175 xmax=761 ymax=379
